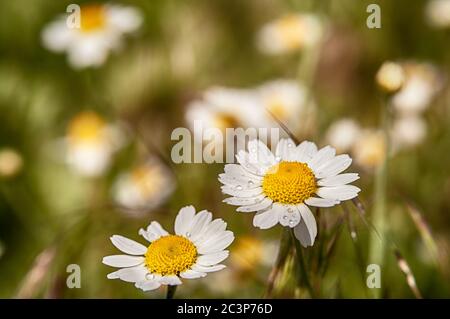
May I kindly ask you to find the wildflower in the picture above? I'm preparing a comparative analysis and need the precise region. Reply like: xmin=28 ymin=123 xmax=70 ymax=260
xmin=103 ymin=206 xmax=234 ymax=291
xmin=257 ymin=14 xmax=323 ymax=55
xmin=376 ymin=61 xmax=405 ymax=93
xmin=42 ymin=4 xmax=142 ymax=68
xmin=352 ymin=129 xmax=386 ymax=169
xmin=113 ymin=158 xmax=175 ymax=214
xmin=325 ymin=118 xmax=361 ymax=153
xmin=65 ymin=111 xmax=122 ymax=177
xmin=391 ymin=115 xmax=427 ymax=150
xmin=426 ymin=0 xmax=450 ymax=28
xmin=219 ymin=139 xmax=360 ymax=247
xmin=0 ymin=148 xmax=23 ymax=178
xmin=391 ymin=62 xmax=442 ymax=115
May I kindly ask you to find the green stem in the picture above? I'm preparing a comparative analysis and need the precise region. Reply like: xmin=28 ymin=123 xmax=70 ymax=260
xmin=166 ymin=285 xmax=177 ymax=299
xmin=290 ymin=229 xmax=315 ymax=298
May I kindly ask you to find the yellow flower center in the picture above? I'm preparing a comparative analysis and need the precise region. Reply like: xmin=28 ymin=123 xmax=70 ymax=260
xmin=262 ymin=161 xmax=316 ymax=205
xmin=213 ymin=113 xmax=239 ymax=131
xmin=67 ymin=111 xmax=106 ymax=144
xmin=80 ymin=5 xmax=106 ymax=33
xmin=278 ymin=16 xmax=304 ymax=49
xmin=145 ymin=235 xmax=197 ymax=276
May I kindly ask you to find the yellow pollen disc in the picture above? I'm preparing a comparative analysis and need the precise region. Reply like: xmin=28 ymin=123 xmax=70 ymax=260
xmin=80 ymin=5 xmax=106 ymax=33
xmin=278 ymin=16 xmax=304 ymax=49
xmin=213 ymin=113 xmax=239 ymax=131
xmin=145 ymin=235 xmax=197 ymax=276
xmin=68 ymin=111 xmax=106 ymax=144
xmin=262 ymin=161 xmax=316 ymax=205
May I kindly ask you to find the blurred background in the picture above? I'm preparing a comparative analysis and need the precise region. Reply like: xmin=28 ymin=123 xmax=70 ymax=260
xmin=0 ymin=0 xmax=449 ymax=298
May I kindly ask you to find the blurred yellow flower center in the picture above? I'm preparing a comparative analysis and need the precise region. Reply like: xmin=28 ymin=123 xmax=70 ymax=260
xmin=131 ymin=165 xmax=164 ymax=197
xmin=278 ymin=16 xmax=303 ymax=49
xmin=267 ymin=98 xmax=287 ymax=119
xmin=262 ymin=161 xmax=316 ymax=204
xmin=213 ymin=113 xmax=239 ymax=131
xmin=80 ymin=5 xmax=106 ymax=32
xmin=68 ymin=112 xmax=105 ymax=144
xmin=145 ymin=235 xmax=197 ymax=275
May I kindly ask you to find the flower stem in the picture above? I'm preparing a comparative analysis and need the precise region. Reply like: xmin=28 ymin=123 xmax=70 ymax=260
xmin=264 ymin=227 xmax=292 ymax=298
xmin=166 ymin=285 xmax=177 ymax=299
xmin=290 ymin=229 xmax=316 ymax=298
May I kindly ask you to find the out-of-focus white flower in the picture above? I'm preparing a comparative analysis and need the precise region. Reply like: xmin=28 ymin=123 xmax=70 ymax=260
xmin=113 ymin=159 xmax=175 ymax=214
xmin=66 ymin=111 xmax=122 ymax=177
xmin=229 ymin=236 xmax=277 ymax=272
xmin=391 ymin=62 xmax=442 ymax=115
xmin=352 ymin=129 xmax=386 ymax=169
xmin=103 ymin=205 xmax=234 ymax=292
xmin=185 ymin=87 xmax=264 ymax=139
xmin=376 ymin=61 xmax=406 ymax=93
xmin=256 ymin=80 xmax=316 ymax=135
xmin=257 ymin=14 xmax=323 ymax=55
xmin=391 ymin=115 xmax=427 ymax=150
xmin=325 ymin=118 xmax=361 ymax=153
xmin=0 ymin=148 xmax=23 ymax=178
xmin=42 ymin=4 xmax=142 ymax=69
xmin=426 ymin=0 xmax=450 ymax=28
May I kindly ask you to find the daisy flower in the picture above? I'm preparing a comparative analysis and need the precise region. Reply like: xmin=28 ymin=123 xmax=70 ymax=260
xmin=325 ymin=118 xmax=361 ymax=153
xmin=352 ymin=129 xmax=387 ymax=169
xmin=42 ymin=3 xmax=142 ymax=69
xmin=65 ymin=111 xmax=123 ymax=177
xmin=102 ymin=206 xmax=234 ymax=291
xmin=113 ymin=158 xmax=175 ymax=214
xmin=257 ymin=14 xmax=323 ymax=55
xmin=219 ymin=139 xmax=360 ymax=247
xmin=426 ymin=0 xmax=450 ymax=28
xmin=256 ymin=79 xmax=316 ymax=136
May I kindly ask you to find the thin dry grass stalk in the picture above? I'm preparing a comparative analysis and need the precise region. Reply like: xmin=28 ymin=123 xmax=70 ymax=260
xmin=394 ymin=249 xmax=423 ymax=299
xmin=16 ymin=246 xmax=56 ymax=298
xmin=405 ymin=202 xmax=439 ymax=265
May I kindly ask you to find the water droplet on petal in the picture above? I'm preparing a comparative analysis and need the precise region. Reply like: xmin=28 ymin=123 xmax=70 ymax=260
xmin=235 ymin=185 xmax=243 ymax=190
xmin=287 ymin=208 xmax=293 ymax=213
xmin=146 ymin=273 xmax=154 ymax=280
xmin=248 ymin=180 xmax=254 ymax=187
xmin=289 ymin=220 xmax=295 ymax=226
xmin=185 ymin=232 xmax=191 ymax=237
xmin=275 ymin=156 xmax=281 ymax=162
xmin=287 ymin=143 xmax=293 ymax=148
xmin=283 ymin=215 xmax=288 ymax=220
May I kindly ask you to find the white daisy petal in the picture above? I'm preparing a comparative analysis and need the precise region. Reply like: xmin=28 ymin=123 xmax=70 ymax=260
xmin=248 ymin=139 xmax=276 ymax=166
xmin=224 ymin=164 xmax=263 ymax=180
xmin=276 ymin=138 xmax=296 ymax=161
xmin=236 ymin=150 xmax=263 ymax=175
xmin=159 ymin=275 xmax=182 ymax=285
xmin=197 ymin=251 xmax=229 ymax=266
xmin=189 ymin=210 xmax=213 ymax=241
xmin=223 ymin=194 xmax=266 ymax=206
xmin=221 ymin=186 xmax=263 ymax=198
xmin=197 ymin=231 xmax=234 ymax=255
xmin=315 ymin=154 xmax=352 ymax=178
xmin=180 ymin=269 xmax=207 ymax=279
xmin=135 ymin=280 xmax=161 ymax=291
xmin=218 ymin=174 xmax=261 ymax=189
xmin=110 ymin=265 xmax=148 ymax=283
xmin=194 ymin=219 xmax=227 ymax=246
xmin=294 ymin=219 xmax=315 ymax=247
xmin=110 ymin=235 xmax=147 ymax=255
xmin=317 ymin=185 xmax=361 ymax=201
xmin=296 ymin=203 xmax=317 ymax=243
xmin=102 ymin=255 xmax=145 ymax=268
xmin=308 ymin=145 xmax=336 ymax=170
xmin=297 ymin=141 xmax=318 ymax=162
xmin=253 ymin=206 xmax=281 ymax=229
xmin=279 ymin=206 xmax=301 ymax=228
xmin=236 ymin=197 xmax=273 ymax=212
xmin=317 ymin=173 xmax=360 ymax=187
xmin=140 ymin=221 xmax=169 ymax=242
xmin=192 ymin=264 xmax=226 ymax=273
xmin=305 ymin=197 xmax=340 ymax=207
xmin=175 ymin=205 xmax=196 ymax=236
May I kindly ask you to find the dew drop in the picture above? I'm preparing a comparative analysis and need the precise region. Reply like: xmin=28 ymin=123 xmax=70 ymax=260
xmin=289 ymin=220 xmax=295 ymax=226
xmin=287 ymin=143 xmax=293 ymax=148
xmin=185 ymin=232 xmax=191 ymax=237
xmin=248 ymin=180 xmax=254 ymax=187
xmin=235 ymin=185 xmax=243 ymax=190
xmin=283 ymin=215 xmax=288 ymax=220
xmin=275 ymin=156 xmax=281 ymax=162
xmin=146 ymin=273 xmax=154 ymax=280
xmin=287 ymin=208 xmax=293 ymax=213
